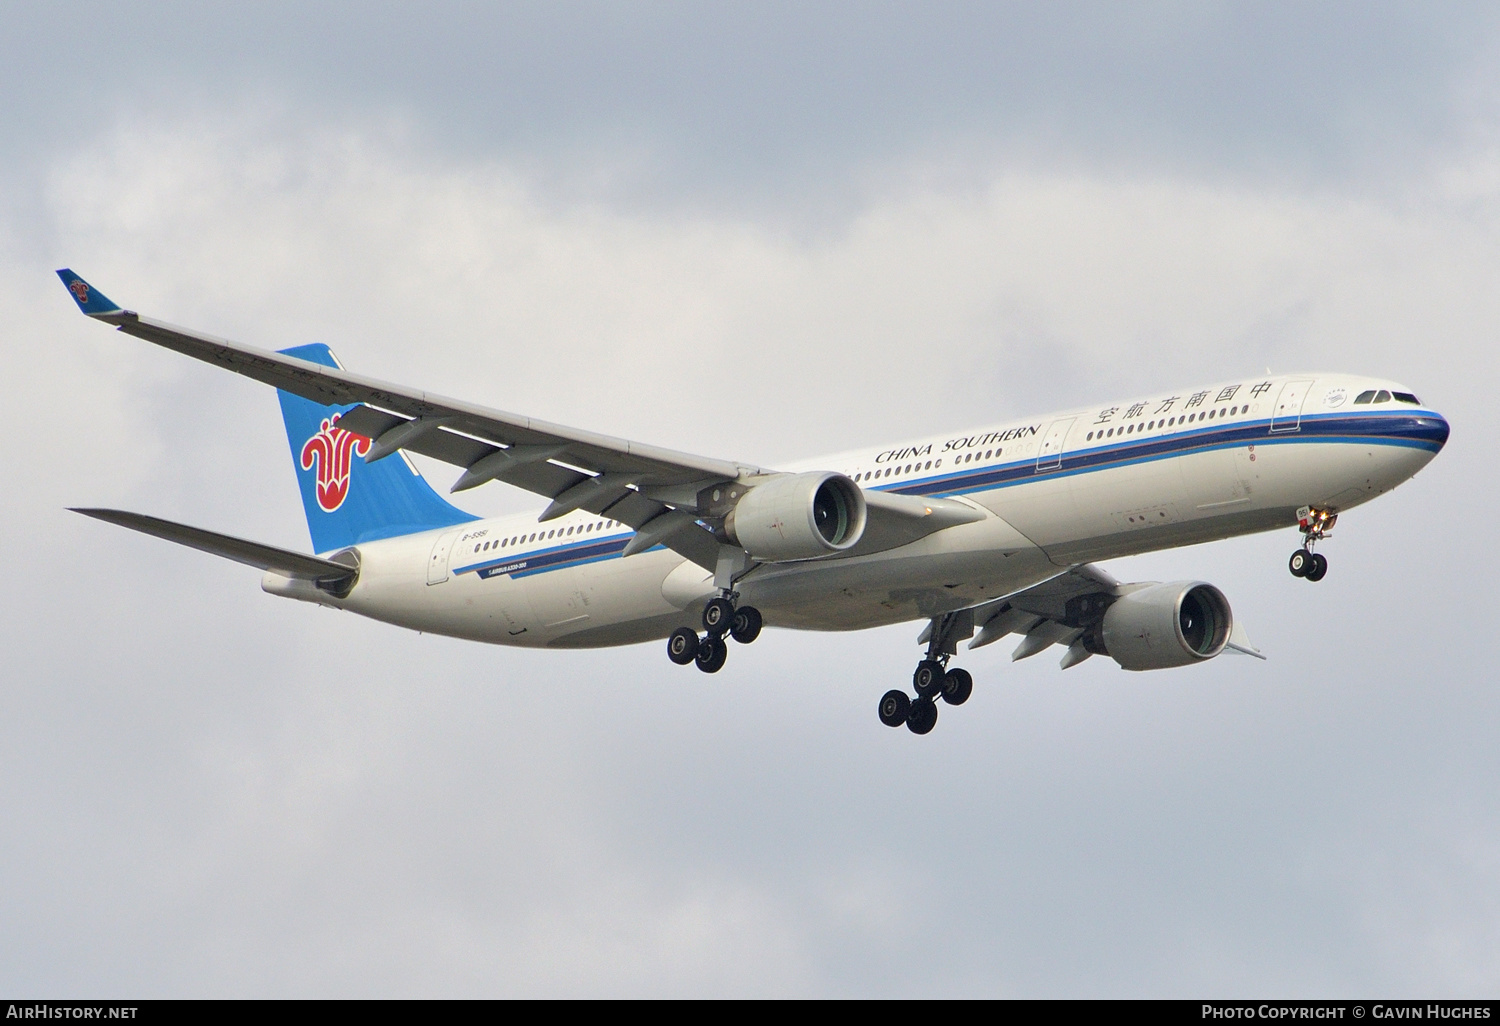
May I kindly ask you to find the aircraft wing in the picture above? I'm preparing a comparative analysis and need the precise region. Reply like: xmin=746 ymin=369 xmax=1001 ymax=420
xmin=58 ymin=270 xmax=751 ymax=569
xmin=943 ymin=563 xmax=1264 ymax=667
xmin=58 ymin=270 xmax=997 ymax=571
xmin=71 ymin=508 xmax=358 ymax=584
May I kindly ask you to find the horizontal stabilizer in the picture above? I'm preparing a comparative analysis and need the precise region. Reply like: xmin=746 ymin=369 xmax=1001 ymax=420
xmin=70 ymin=508 xmax=357 ymax=583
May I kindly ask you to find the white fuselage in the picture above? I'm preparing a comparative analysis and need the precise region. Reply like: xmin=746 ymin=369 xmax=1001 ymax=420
xmin=264 ymin=373 xmax=1448 ymax=649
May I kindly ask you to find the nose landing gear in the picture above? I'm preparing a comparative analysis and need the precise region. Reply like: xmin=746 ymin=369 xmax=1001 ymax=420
xmin=664 ymin=596 xmax=763 ymax=673
xmin=1289 ymin=506 xmax=1336 ymax=583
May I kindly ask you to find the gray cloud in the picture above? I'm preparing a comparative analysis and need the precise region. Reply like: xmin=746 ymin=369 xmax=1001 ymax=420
xmin=5 ymin=3 xmax=1498 ymax=213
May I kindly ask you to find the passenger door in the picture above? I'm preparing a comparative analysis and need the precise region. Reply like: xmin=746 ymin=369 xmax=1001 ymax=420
xmin=1035 ymin=418 xmax=1076 ymax=472
xmin=426 ymin=527 xmax=464 ymax=585
xmin=1270 ymin=379 xmax=1313 ymax=433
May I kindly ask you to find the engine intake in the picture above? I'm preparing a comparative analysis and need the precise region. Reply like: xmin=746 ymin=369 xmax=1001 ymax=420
xmin=1091 ymin=581 xmax=1232 ymax=670
xmin=725 ymin=472 xmax=866 ymax=562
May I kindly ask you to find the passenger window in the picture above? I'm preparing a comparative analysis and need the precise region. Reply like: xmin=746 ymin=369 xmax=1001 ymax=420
xmin=925 ymin=461 xmax=932 ymax=470
xmin=1087 ymin=431 xmax=1093 ymax=441
xmin=1393 ymin=391 xmax=1420 ymax=404
xmin=1353 ymin=390 xmax=1376 ymax=404
xmin=1375 ymin=390 xmax=1391 ymax=403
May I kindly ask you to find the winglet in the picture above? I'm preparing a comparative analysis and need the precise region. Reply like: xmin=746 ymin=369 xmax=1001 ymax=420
xmin=56 ymin=269 xmax=125 ymax=318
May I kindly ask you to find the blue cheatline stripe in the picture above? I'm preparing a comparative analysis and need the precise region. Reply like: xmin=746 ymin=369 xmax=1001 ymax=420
xmin=874 ymin=409 xmax=1447 ymax=500
xmin=451 ymin=533 xmax=653 ymax=580
xmin=449 ymin=409 xmax=1446 ymax=581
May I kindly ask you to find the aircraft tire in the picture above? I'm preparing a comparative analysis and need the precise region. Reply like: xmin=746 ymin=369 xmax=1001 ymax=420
xmin=906 ymin=697 xmax=938 ymax=735
xmin=702 ymin=597 xmax=735 ymax=635
xmin=729 ymin=606 xmax=762 ymax=645
xmin=878 ymin=690 xmax=910 ymax=727
xmin=667 ymin=627 xmax=700 ymax=665
xmin=913 ymin=660 xmax=944 ymax=699
xmin=1288 ymin=549 xmax=1311 ymax=577
xmin=729 ymin=606 xmax=762 ymax=644
xmin=1305 ymin=553 xmax=1328 ymax=582
xmin=695 ymin=635 xmax=728 ymax=673
xmin=941 ymin=668 xmax=973 ymax=706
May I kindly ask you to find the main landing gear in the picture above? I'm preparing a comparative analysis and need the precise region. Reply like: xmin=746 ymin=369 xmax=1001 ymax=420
xmin=1288 ymin=505 xmax=1336 ymax=583
xmin=665 ymin=596 xmax=763 ymax=674
xmin=879 ymin=611 xmax=976 ymax=735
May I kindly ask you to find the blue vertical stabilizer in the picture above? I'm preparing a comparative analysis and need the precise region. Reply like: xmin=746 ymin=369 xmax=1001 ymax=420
xmin=276 ymin=344 xmax=477 ymax=553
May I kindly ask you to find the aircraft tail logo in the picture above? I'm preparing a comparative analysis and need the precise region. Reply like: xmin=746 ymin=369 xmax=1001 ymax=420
xmin=68 ymin=279 xmax=90 ymax=304
xmin=275 ymin=342 xmax=476 ymax=552
xmin=300 ymin=413 xmax=370 ymax=513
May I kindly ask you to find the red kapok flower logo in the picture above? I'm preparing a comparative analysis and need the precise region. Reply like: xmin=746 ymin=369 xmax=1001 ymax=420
xmin=300 ymin=413 xmax=371 ymax=512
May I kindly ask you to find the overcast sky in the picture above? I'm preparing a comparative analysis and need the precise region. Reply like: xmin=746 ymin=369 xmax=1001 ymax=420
xmin=4 ymin=3 xmax=1500 ymax=997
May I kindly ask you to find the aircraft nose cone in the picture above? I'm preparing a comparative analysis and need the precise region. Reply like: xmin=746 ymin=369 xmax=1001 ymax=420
xmin=1424 ymin=412 xmax=1451 ymax=451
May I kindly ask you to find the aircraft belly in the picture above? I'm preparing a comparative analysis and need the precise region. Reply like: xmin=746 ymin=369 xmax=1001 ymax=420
xmin=502 ymin=548 xmax=682 ymax=646
xmin=738 ymin=514 xmax=1055 ymax=632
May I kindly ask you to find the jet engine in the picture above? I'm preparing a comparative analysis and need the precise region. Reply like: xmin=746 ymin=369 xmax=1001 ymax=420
xmin=1085 ymin=581 xmax=1232 ymax=670
xmin=725 ymin=471 xmax=866 ymax=562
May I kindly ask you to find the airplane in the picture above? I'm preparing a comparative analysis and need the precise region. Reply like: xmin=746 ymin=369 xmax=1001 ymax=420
xmin=57 ymin=269 xmax=1450 ymax=735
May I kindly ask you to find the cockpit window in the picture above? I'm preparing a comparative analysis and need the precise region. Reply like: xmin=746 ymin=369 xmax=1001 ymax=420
xmin=1392 ymin=391 xmax=1420 ymax=404
xmin=1374 ymin=390 xmax=1391 ymax=403
xmin=1353 ymin=390 xmax=1376 ymax=404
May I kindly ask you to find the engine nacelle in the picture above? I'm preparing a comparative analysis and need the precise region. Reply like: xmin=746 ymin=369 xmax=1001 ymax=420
xmin=725 ymin=471 xmax=866 ymax=562
xmin=1092 ymin=581 xmax=1232 ymax=671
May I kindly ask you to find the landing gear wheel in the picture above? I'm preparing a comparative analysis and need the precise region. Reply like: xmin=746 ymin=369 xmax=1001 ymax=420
xmin=702 ymin=597 xmax=735 ymax=635
xmin=906 ymin=697 xmax=938 ymax=735
xmin=1289 ymin=549 xmax=1311 ymax=577
xmin=879 ymin=690 xmax=911 ymax=728
xmin=913 ymin=660 xmax=945 ymax=699
xmin=666 ymin=627 xmax=700 ymax=665
xmin=694 ymin=635 xmax=727 ymax=673
xmin=941 ymin=668 xmax=973 ymax=706
xmin=729 ymin=606 xmax=763 ymax=644
xmin=1305 ymin=552 xmax=1328 ymax=582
